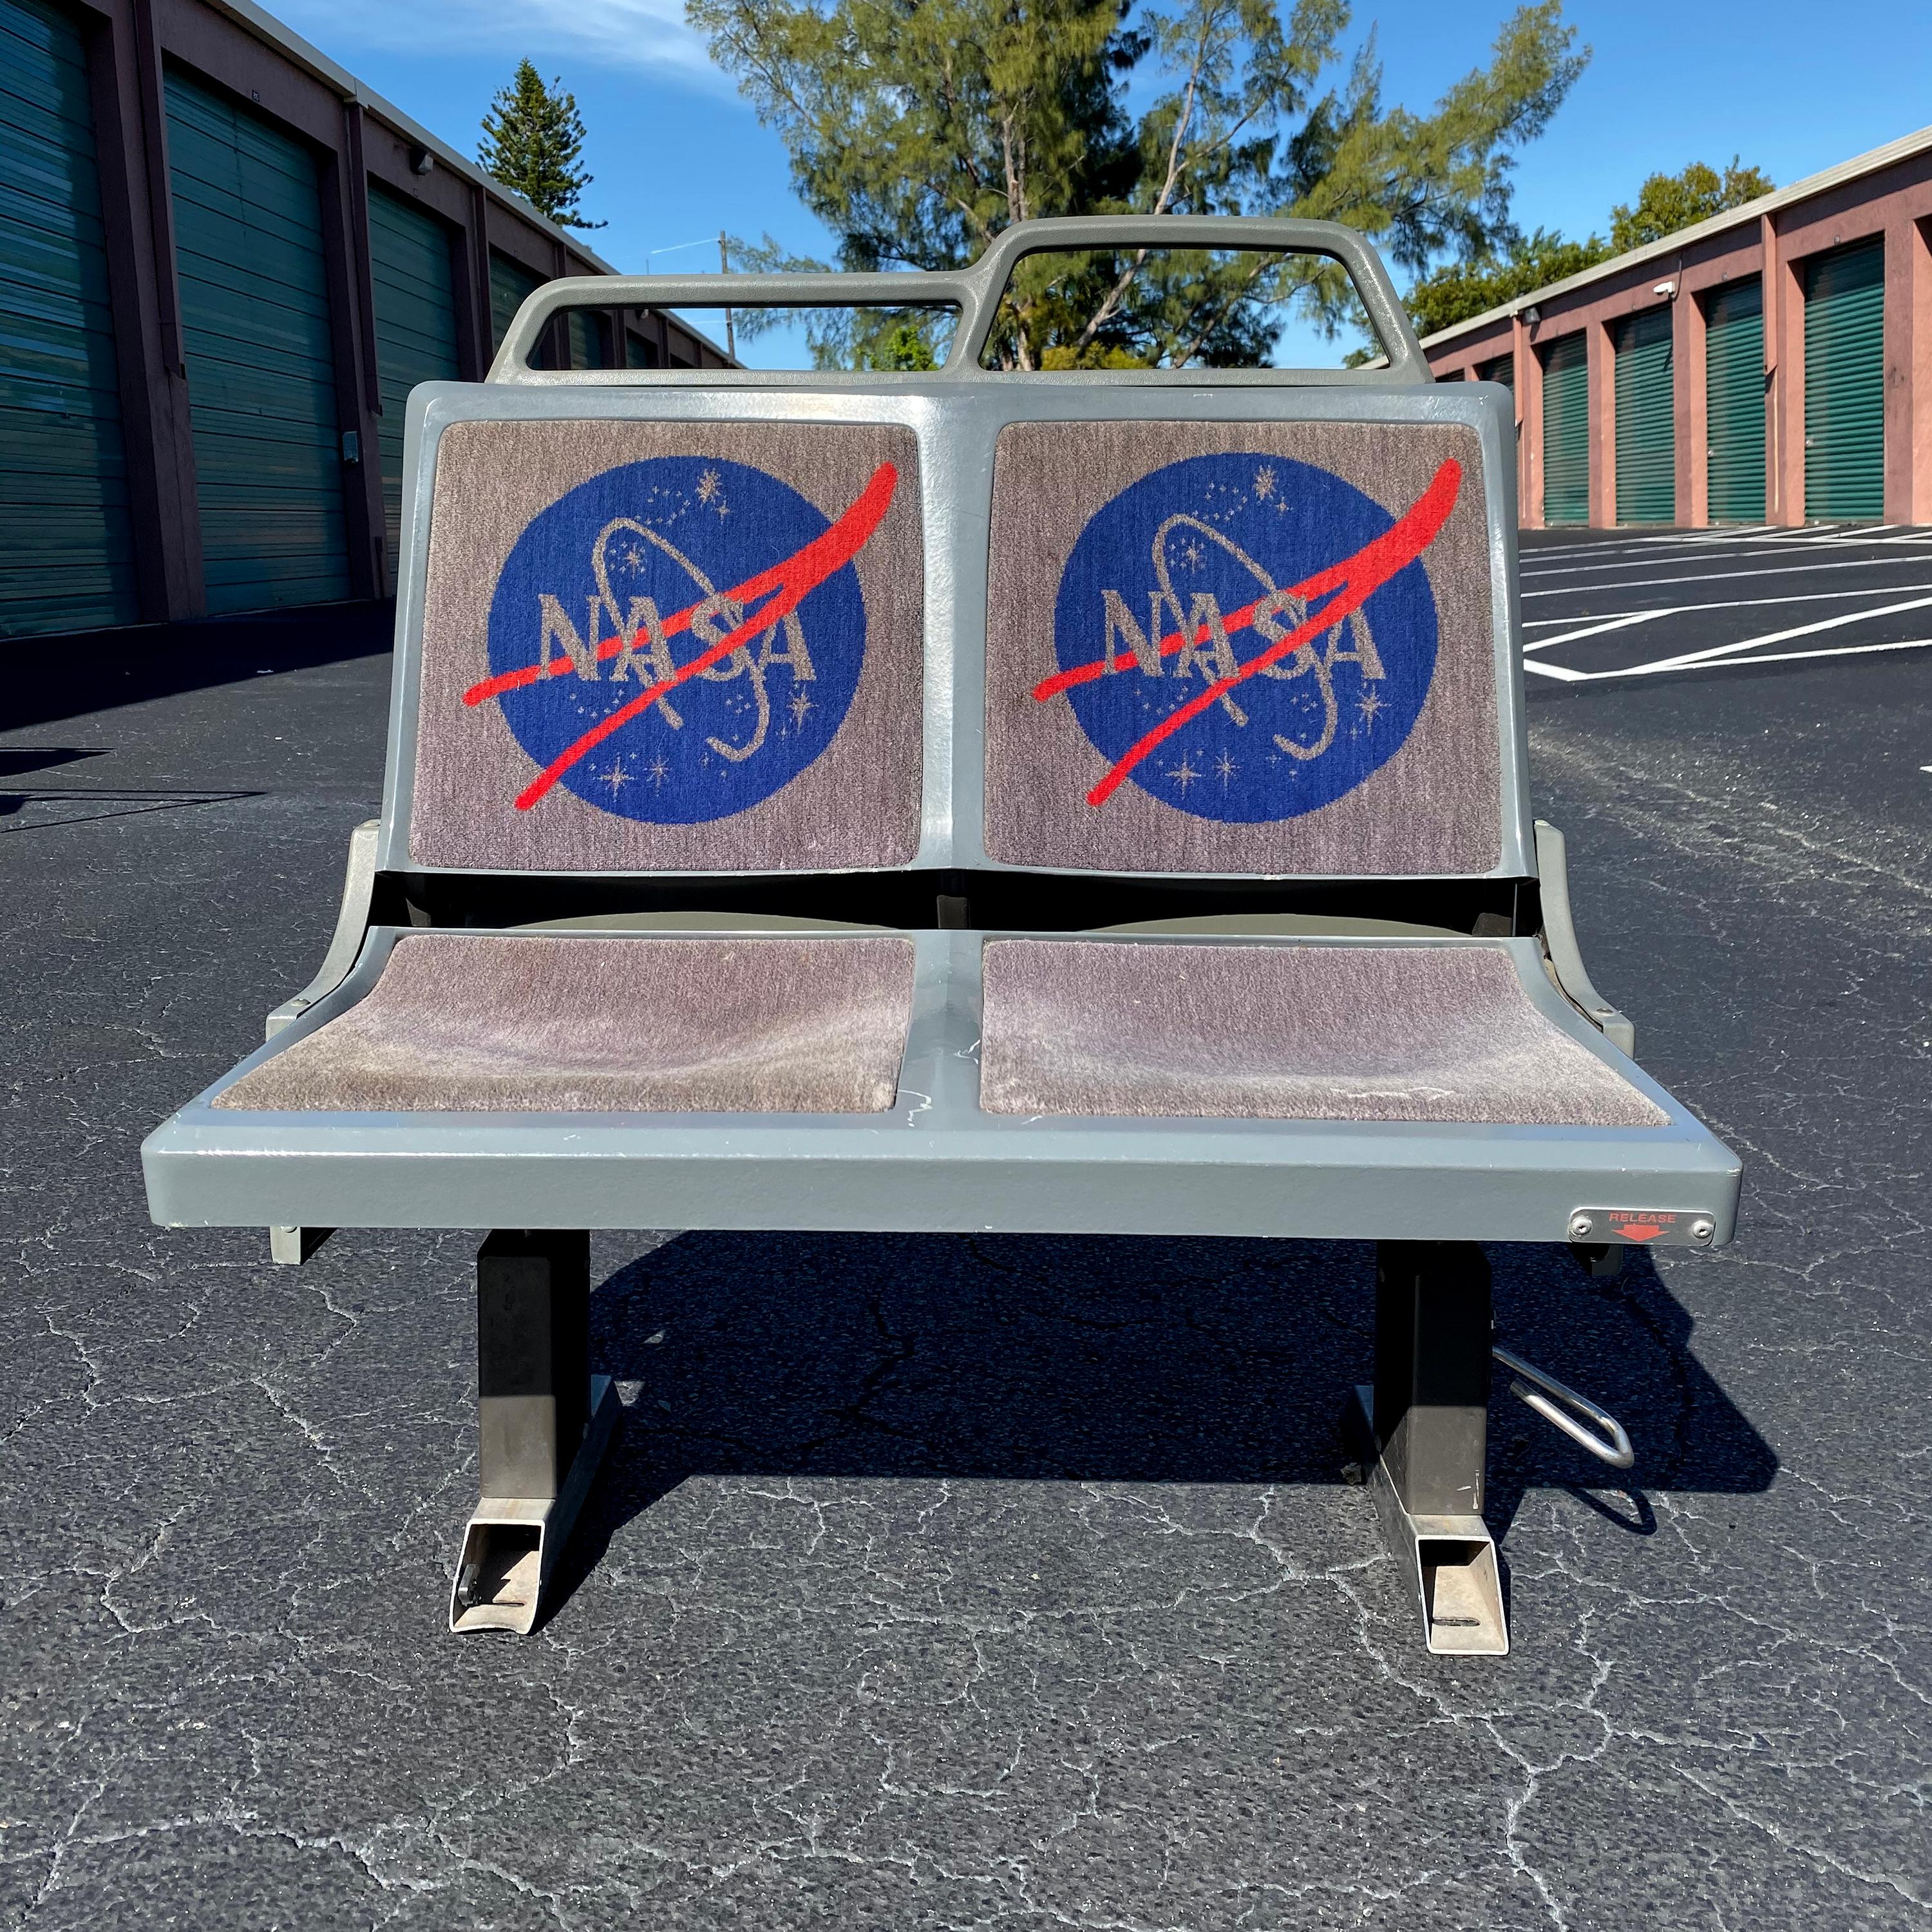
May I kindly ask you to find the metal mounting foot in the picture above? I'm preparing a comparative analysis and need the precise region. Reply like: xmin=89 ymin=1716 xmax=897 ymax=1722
xmin=450 ymin=1376 xmax=620 ymax=1634
xmin=1344 ymin=1241 xmax=1508 ymax=1657
xmin=449 ymin=1229 xmax=620 ymax=1636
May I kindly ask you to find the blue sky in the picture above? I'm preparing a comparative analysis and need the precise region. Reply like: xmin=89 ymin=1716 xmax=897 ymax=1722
xmin=277 ymin=0 xmax=1932 ymax=366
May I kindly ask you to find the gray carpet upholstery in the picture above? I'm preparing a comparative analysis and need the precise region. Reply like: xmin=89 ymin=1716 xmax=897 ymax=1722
xmin=984 ymin=420 xmax=1500 ymax=876
xmin=978 ymin=940 xmax=1666 ymax=1126
xmin=411 ymin=420 xmax=924 ymax=873
xmin=216 ymin=934 xmax=916 ymax=1115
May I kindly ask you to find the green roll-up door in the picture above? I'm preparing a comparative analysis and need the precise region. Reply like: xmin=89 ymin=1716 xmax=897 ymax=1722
xmin=1705 ymin=278 xmax=1764 ymax=524
xmin=1541 ymin=333 xmax=1589 ymax=526
xmin=0 ymin=0 xmax=138 ymax=636
xmin=1804 ymin=239 xmax=1884 ymax=522
xmin=368 ymin=183 xmax=459 ymax=583
xmin=564 ymin=307 xmax=607 ymax=369
xmin=1478 ymin=352 xmax=1513 ymax=391
xmin=489 ymin=249 xmax=542 ymax=352
xmin=1613 ymin=306 xmax=1674 ymax=525
xmin=165 ymin=67 xmax=348 ymax=613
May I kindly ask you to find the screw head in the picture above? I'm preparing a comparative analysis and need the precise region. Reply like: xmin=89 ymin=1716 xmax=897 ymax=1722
xmin=1690 ymin=1218 xmax=1715 ymax=1243
xmin=1569 ymin=1214 xmax=1594 ymax=1240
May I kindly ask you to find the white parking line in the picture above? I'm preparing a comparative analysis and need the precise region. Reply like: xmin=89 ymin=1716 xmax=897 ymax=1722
xmin=1526 ymin=638 xmax=1932 ymax=682
xmin=1520 ymin=580 xmax=1932 ymax=641
xmin=1521 ymin=536 xmax=1914 ymax=581
xmin=1522 ymin=553 xmax=1932 ymax=598
xmin=1522 ymin=611 xmax=1673 ymax=654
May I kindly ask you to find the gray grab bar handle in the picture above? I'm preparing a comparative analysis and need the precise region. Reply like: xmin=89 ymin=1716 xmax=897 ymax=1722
xmin=488 ymin=214 xmax=1426 ymax=383
xmin=1493 ymin=1345 xmax=1636 ymax=1470
xmin=955 ymin=216 xmax=1425 ymax=379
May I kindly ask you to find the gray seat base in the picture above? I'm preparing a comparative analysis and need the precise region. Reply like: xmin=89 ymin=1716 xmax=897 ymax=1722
xmin=144 ymin=927 xmax=1739 ymax=1244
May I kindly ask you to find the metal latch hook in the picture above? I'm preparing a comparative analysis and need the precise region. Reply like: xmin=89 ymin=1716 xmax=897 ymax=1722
xmin=1493 ymin=1345 xmax=1635 ymax=1470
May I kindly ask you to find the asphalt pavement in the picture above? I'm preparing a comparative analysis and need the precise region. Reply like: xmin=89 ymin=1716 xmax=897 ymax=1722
xmin=3 ymin=540 xmax=1928 ymax=1930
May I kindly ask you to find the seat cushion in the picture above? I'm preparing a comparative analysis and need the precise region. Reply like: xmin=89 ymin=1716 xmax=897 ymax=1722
xmin=216 ymin=933 xmax=916 ymax=1115
xmin=978 ymin=940 xmax=1667 ymax=1127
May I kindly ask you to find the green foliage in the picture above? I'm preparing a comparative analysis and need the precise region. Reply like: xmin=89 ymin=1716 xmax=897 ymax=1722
xmin=718 ymin=231 xmax=958 ymax=368
xmin=860 ymin=318 xmax=941 ymax=370
xmin=1403 ymin=225 xmax=1610 ymax=336
xmin=478 ymin=59 xmax=605 ymax=229
xmin=1609 ymin=158 xmax=1774 ymax=253
xmin=1394 ymin=156 xmax=1775 ymax=341
xmin=688 ymin=0 xmax=1589 ymax=367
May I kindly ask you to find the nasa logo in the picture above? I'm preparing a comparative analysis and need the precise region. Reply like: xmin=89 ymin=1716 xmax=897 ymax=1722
xmin=469 ymin=455 xmax=895 ymax=822
xmin=1037 ymin=453 xmax=1459 ymax=820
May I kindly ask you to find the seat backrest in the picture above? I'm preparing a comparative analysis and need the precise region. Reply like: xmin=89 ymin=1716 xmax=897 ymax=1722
xmin=379 ymin=216 xmax=1527 ymax=894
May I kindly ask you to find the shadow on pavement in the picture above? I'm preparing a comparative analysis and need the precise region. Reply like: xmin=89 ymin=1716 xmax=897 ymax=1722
xmin=1 ymin=599 xmax=393 ymax=732
xmin=545 ymin=1231 xmax=1776 ymax=1620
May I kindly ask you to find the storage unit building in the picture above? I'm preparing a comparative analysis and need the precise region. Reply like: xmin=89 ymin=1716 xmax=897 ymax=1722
xmin=1422 ymin=125 xmax=1932 ymax=528
xmin=0 ymin=0 xmax=730 ymax=641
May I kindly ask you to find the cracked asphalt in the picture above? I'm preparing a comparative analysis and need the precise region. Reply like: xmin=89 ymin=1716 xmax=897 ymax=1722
xmin=3 ymin=554 xmax=1929 ymax=1929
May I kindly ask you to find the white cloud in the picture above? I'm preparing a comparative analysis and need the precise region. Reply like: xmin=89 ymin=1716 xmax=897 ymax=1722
xmin=276 ymin=0 xmax=724 ymax=86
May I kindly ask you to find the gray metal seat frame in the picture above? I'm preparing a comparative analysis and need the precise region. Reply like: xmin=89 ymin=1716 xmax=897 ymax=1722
xmin=141 ymin=217 xmax=1741 ymax=1653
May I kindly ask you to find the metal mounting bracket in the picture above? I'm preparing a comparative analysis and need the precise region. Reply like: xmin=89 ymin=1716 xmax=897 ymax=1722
xmin=1343 ymin=1241 xmax=1508 ymax=1657
xmin=448 ymin=1229 xmax=620 ymax=1636
xmin=450 ymin=1376 xmax=620 ymax=1634
xmin=1345 ymin=1385 xmax=1508 ymax=1656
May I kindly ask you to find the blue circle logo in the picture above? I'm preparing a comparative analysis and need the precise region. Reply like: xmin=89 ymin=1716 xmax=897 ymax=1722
xmin=1046 ymin=453 xmax=1439 ymax=821
xmin=484 ymin=457 xmax=867 ymax=823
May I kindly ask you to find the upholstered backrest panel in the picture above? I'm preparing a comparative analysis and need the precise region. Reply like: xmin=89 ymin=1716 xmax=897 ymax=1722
xmin=410 ymin=421 xmax=923 ymax=872
xmin=984 ymin=421 xmax=1499 ymax=876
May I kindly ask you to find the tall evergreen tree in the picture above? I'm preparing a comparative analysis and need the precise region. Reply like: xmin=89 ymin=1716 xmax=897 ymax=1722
xmin=689 ymin=0 xmax=1588 ymax=368
xmin=478 ymin=61 xmax=605 ymax=229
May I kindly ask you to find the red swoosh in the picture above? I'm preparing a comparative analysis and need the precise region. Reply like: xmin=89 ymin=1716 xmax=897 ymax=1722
xmin=1034 ymin=459 xmax=1461 ymax=806
xmin=464 ymin=460 xmax=899 ymax=810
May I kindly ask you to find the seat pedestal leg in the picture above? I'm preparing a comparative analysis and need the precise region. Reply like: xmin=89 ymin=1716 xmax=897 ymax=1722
xmin=449 ymin=1230 xmax=620 ymax=1635
xmin=1343 ymin=1240 xmax=1508 ymax=1656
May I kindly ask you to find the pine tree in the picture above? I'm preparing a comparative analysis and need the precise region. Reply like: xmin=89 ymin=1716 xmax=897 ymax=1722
xmin=477 ymin=61 xmax=605 ymax=230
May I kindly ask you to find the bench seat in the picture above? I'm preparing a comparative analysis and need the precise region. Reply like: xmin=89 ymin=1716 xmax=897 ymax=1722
xmin=138 ymin=213 xmax=1745 ymax=1649
xmin=146 ymin=926 xmax=1736 ymax=1244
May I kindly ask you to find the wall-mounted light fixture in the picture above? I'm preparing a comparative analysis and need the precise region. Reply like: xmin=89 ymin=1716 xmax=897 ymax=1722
xmin=1523 ymin=305 xmax=1540 ymax=327
xmin=410 ymin=145 xmax=435 ymax=176
xmin=1653 ymin=279 xmax=1678 ymax=299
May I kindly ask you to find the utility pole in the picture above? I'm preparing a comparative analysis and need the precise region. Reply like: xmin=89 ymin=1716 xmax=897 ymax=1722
xmin=718 ymin=231 xmax=736 ymax=363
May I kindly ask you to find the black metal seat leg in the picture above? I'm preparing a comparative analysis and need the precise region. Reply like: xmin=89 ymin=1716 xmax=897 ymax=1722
xmin=1344 ymin=1240 xmax=1508 ymax=1656
xmin=450 ymin=1230 xmax=621 ymax=1634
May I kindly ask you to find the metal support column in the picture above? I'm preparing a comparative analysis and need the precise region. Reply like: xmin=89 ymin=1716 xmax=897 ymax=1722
xmin=1344 ymin=1240 xmax=1508 ymax=1655
xmin=450 ymin=1229 xmax=620 ymax=1634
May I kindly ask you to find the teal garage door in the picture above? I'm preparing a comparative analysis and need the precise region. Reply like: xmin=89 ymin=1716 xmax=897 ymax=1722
xmin=1477 ymin=352 xmax=1513 ymax=391
xmin=0 ymin=0 xmax=138 ymax=636
xmin=368 ymin=183 xmax=459 ymax=585
xmin=489 ymin=249 xmax=542 ymax=352
xmin=165 ymin=67 xmax=348 ymax=613
xmin=1541 ymin=333 xmax=1588 ymax=526
xmin=1614 ymin=306 xmax=1674 ymax=524
xmin=1804 ymin=239 xmax=1884 ymax=522
xmin=1705 ymin=279 xmax=1764 ymax=524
